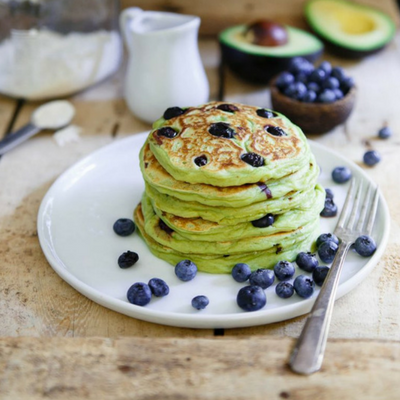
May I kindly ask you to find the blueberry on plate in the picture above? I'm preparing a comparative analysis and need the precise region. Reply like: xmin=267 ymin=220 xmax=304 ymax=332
xmin=354 ymin=235 xmax=377 ymax=257
xmin=249 ymin=268 xmax=275 ymax=289
xmin=293 ymin=275 xmax=315 ymax=299
xmin=113 ymin=218 xmax=136 ymax=236
xmin=118 ymin=251 xmax=139 ymax=269
xmin=148 ymin=278 xmax=170 ymax=297
xmin=127 ymin=282 xmax=152 ymax=306
xmin=296 ymin=252 xmax=318 ymax=273
xmin=318 ymin=240 xmax=339 ymax=264
xmin=316 ymin=232 xmax=339 ymax=247
xmin=275 ymin=282 xmax=294 ymax=299
xmin=231 ymin=263 xmax=251 ymax=282
xmin=325 ymin=188 xmax=334 ymax=200
xmin=191 ymin=295 xmax=209 ymax=310
xmin=273 ymin=260 xmax=295 ymax=281
xmin=332 ymin=166 xmax=352 ymax=183
xmin=363 ymin=150 xmax=381 ymax=166
xmin=313 ymin=266 xmax=330 ymax=286
xmin=378 ymin=126 xmax=392 ymax=139
xmin=320 ymin=197 xmax=338 ymax=217
xmin=236 ymin=285 xmax=267 ymax=312
xmin=175 ymin=259 xmax=198 ymax=281
xmin=251 ymin=213 xmax=274 ymax=228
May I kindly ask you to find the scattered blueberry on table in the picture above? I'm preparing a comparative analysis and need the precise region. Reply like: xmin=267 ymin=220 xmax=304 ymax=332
xmin=354 ymin=235 xmax=377 ymax=257
xmin=332 ymin=166 xmax=352 ymax=183
xmin=236 ymin=285 xmax=267 ymax=311
xmin=127 ymin=282 xmax=152 ymax=306
xmin=275 ymin=282 xmax=295 ymax=299
xmin=231 ymin=263 xmax=252 ymax=282
xmin=118 ymin=251 xmax=139 ymax=269
xmin=378 ymin=126 xmax=392 ymax=139
xmin=249 ymin=268 xmax=275 ymax=289
xmin=113 ymin=218 xmax=136 ymax=236
xmin=363 ymin=150 xmax=381 ymax=166
xmin=296 ymin=252 xmax=318 ymax=273
xmin=273 ymin=260 xmax=295 ymax=281
xmin=148 ymin=278 xmax=170 ymax=297
xmin=191 ymin=295 xmax=209 ymax=310
xmin=312 ymin=266 xmax=330 ymax=286
xmin=293 ymin=275 xmax=315 ymax=299
xmin=175 ymin=259 xmax=198 ymax=281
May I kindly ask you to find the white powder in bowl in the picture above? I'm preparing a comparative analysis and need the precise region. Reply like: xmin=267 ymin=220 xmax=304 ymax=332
xmin=0 ymin=29 xmax=122 ymax=100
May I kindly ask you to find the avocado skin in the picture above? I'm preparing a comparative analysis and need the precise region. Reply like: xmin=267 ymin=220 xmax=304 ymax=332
xmin=220 ymin=42 xmax=322 ymax=84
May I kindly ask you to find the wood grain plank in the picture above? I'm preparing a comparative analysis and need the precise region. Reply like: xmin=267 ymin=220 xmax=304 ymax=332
xmin=121 ymin=0 xmax=400 ymax=35
xmin=0 ymin=96 xmax=20 ymax=138
xmin=1 ymin=336 xmax=400 ymax=399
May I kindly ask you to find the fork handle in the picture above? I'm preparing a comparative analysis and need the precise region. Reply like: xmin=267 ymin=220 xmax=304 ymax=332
xmin=289 ymin=241 xmax=352 ymax=375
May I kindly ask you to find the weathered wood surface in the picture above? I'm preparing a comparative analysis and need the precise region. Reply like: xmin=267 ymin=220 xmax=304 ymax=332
xmin=1 ymin=336 xmax=400 ymax=400
xmin=122 ymin=0 xmax=400 ymax=35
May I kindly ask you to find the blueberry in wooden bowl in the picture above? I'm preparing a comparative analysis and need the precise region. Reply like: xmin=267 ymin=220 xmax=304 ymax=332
xmin=270 ymin=57 xmax=356 ymax=134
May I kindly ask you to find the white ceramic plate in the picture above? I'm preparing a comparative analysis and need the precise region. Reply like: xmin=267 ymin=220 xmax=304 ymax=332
xmin=37 ymin=132 xmax=390 ymax=329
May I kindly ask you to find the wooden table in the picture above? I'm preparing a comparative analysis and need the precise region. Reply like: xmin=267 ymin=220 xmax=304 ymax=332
xmin=1 ymin=36 xmax=400 ymax=399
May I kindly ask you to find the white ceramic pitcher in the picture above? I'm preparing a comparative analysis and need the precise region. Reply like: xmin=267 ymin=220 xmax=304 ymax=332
xmin=120 ymin=8 xmax=209 ymax=124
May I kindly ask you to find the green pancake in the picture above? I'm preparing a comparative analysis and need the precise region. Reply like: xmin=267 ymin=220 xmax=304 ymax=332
xmin=140 ymin=141 xmax=320 ymax=208
xmin=147 ymin=102 xmax=311 ymax=187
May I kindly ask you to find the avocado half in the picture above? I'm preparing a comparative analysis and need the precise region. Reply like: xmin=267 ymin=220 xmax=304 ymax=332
xmin=219 ymin=25 xmax=323 ymax=84
xmin=305 ymin=0 xmax=396 ymax=57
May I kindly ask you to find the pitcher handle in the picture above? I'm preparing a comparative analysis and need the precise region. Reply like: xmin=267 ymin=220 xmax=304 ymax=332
xmin=119 ymin=7 xmax=143 ymax=50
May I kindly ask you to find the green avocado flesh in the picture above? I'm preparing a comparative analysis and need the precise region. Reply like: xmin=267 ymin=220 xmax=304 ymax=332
xmin=134 ymin=101 xmax=324 ymax=274
xmin=219 ymin=24 xmax=323 ymax=57
xmin=305 ymin=0 xmax=396 ymax=52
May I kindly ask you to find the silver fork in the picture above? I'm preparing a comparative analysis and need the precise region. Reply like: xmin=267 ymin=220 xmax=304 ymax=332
xmin=289 ymin=178 xmax=379 ymax=375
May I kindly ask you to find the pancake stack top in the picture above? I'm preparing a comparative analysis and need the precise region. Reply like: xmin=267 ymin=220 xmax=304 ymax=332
xmin=134 ymin=101 xmax=324 ymax=274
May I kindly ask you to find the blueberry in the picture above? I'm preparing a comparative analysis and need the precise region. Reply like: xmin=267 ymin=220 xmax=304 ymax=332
xmin=217 ymin=103 xmax=239 ymax=113
xmin=241 ymin=152 xmax=265 ymax=167
xmin=325 ymin=188 xmax=334 ymax=200
xmin=118 ymin=251 xmax=139 ymax=269
xmin=331 ymin=66 xmax=346 ymax=81
xmin=236 ymin=285 xmax=267 ymax=311
xmin=113 ymin=218 xmax=136 ymax=236
xmin=296 ymin=72 xmax=309 ymax=84
xmin=296 ymin=252 xmax=318 ymax=273
xmin=127 ymin=282 xmax=152 ymax=306
xmin=208 ymin=122 xmax=235 ymax=138
xmin=273 ymin=260 xmax=295 ymax=281
xmin=309 ymin=68 xmax=327 ymax=84
xmin=340 ymin=76 xmax=354 ymax=94
xmin=284 ymin=81 xmax=307 ymax=100
xmin=354 ymin=235 xmax=377 ymax=257
xmin=163 ymin=107 xmax=185 ymax=120
xmin=302 ymin=90 xmax=317 ymax=103
xmin=363 ymin=150 xmax=381 ymax=166
xmin=320 ymin=197 xmax=338 ymax=217
xmin=175 ymin=259 xmax=198 ymax=281
xmin=313 ymin=266 xmax=330 ymax=286
xmin=256 ymin=108 xmax=278 ymax=118
xmin=194 ymin=155 xmax=207 ymax=167
xmin=318 ymin=89 xmax=336 ymax=103
xmin=332 ymin=166 xmax=352 ymax=183
xmin=148 ymin=278 xmax=169 ymax=297
xmin=231 ymin=263 xmax=251 ymax=282
xmin=322 ymin=77 xmax=340 ymax=90
xmin=275 ymin=282 xmax=295 ymax=299
xmin=251 ymin=213 xmax=275 ymax=228
xmin=275 ymin=72 xmax=295 ymax=90
xmin=334 ymin=89 xmax=344 ymax=100
xmin=319 ymin=61 xmax=332 ymax=75
xmin=318 ymin=240 xmax=339 ymax=264
xmin=249 ymin=268 xmax=275 ymax=289
xmin=288 ymin=57 xmax=314 ymax=75
xmin=264 ymin=125 xmax=287 ymax=136
xmin=293 ymin=275 xmax=315 ymax=299
xmin=316 ymin=233 xmax=339 ymax=247
xmin=157 ymin=127 xmax=179 ymax=138
xmin=191 ymin=295 xmax=209 ymax=310
xmin=378 ymin=126 xmax=392 ymax=139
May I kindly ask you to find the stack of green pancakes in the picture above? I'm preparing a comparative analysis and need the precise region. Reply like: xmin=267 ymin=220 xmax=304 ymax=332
xmin=134 ymin=101 xmax=324 ymax=274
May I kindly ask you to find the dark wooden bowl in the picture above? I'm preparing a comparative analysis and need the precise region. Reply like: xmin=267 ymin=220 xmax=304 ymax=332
xmin=270 ymin=79 xmax=356 ymax=134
